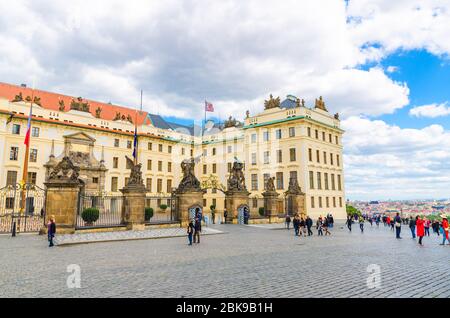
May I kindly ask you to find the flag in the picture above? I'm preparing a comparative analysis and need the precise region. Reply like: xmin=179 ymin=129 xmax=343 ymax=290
xmin=205 ymin=100 xmax=214 ymax=112
xmin=6 ymin=112 xmax=14 ymax=124
xmin=24 ymin=103 xmax=33 ymax=147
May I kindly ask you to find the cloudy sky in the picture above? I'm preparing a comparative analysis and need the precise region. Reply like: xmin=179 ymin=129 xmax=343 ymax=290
xmin=1 ymin=0 xmax=449 ymax=200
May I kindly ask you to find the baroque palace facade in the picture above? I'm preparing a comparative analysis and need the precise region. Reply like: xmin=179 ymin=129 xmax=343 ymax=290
xmin=0 ymin=82 xmax=346 ymax=219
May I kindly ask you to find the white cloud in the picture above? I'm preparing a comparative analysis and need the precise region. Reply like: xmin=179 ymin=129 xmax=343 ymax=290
xmin=409 ymin=102 xmax=450 ymax=118
xmin=0 ymin=0 xmax=412 ymax=120
xmin=386 ymin=66 xmax=398 ymax=73
xmin=342 ymin=116 xmax=450 ymax=200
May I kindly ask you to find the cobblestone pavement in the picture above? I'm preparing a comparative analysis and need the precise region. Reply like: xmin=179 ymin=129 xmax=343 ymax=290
xmin=54 ymin=227 xmax=225 ymax=246
xmin=1 ymin=222 xmax=449 ymax=298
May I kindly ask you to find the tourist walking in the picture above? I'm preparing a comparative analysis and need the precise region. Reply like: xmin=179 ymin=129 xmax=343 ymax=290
xmin=440 ymin=215 xmax=449 ymax=245
xmin=317 ymin=217 xmax=323 ymax=236
xmin=416 ymin=216 xmax=425 ymax=246
xmin=409 ymin=216 xmax=416 ymax=239
xmin=424 ymin=217 xmax=430 ymax=236
xmin=285 ymin=214 xmax=291 ymax=230
xmin=293 ymin=215 xmax=300 ymax=236
xmin=323 ymin=217 xmax=331 ymax=236
xmin=432 ymin=220 xmax=440 ymax=236
xmin=187 ymin=220 xmax=194 ymax=245
xmin=193 ymin=216 xmax=202 ymax=244
xmin=306 ymin=216 xmax=313 ymax=236
xmin=368 ymin=217 xmax=373 ymax=227
xmin=359 ymin=216 xmax=364 ymax=233
xmin=394 ymin=212 xmax=402 ymax=239
xmin=346 ymin=215 xmax=352 ymax=232
xmin=223 ymin=209 xmax=228 ymax=224
xmin=47 ymin=215 xmax=56 ymax=247
xmin=299 ymin=217 xmax=306 ymax=237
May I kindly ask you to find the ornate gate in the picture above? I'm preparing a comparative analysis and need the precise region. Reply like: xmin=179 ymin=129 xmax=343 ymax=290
xmin=0 ymin=183 xmax=46 ymax=234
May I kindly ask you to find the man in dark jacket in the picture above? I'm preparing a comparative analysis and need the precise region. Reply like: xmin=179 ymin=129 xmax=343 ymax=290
xmin=306 ymin=216 xmax=313 ymax=236
xmin=193 ymin=216 xmax=202 ymax=243
xmin=394 ymin=213 xmax=402 ymax=239
xmin=223 ymin=209 xmax=228 ymax=224
xmin=409 ymin=216 xmax=416 ymax=239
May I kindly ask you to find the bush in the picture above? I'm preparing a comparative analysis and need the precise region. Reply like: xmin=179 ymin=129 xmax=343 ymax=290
xmin=258 ymin=207 xmax=265 ymax=217
xmin=159 ymin=204 xmax=168 ymax=211
xmin=81 ymin=208 xmax=100 ymax=224
xmin=346 ymin=205 xmax=361 ymax=217
xmin=145 ymin=207 xmax=154 ymax=221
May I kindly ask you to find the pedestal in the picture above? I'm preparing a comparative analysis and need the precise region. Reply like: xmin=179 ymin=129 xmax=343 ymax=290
xmin=121 ymin=185 xmax=147 ymax=231
xmin=225 ymin=190 xmax=250 ymax=224
xmin=263 ymin=190 xmax=279 ymax=224
xmin=41 ymin=181 xmax=81 ymax=234
xmin=285 ymin=193 xmax=306 ymax=217
xmin=176 ymin=191 xmax=204 ymax=227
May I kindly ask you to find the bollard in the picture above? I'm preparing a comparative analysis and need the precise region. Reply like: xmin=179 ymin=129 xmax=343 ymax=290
xmin=12 ymin=221 xmax=16 ymax=237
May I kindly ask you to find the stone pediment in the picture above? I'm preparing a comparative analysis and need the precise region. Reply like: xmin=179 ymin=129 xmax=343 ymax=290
xmin=64 ymin=132 xmax=96 ymax=145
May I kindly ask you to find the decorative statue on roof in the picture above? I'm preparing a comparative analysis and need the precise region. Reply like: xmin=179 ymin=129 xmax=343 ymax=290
xmin=264 ymin=94 xmax=281 ymax=110
xmin=33 ymin=96 xmax=42 ymax=106
xmin=11 ymin=92 xmax=24 ymax=103
xmin=246 ymin=110 xmax=250 ymax=118
xmin=334 ymin=112 xmax=340 ymax=120
xmin=227 ymin=157 xmax=247 ymax=192
xmin=70 ymin=97 xmax=90 ymax=113
xmin=125 ymin=156 xmax=144 ymax=187
xmin=58 ymin=99 xmax=65 ymax=111
xmin=126 ymin=114 xmax=133 ymax=124
xmin=95 ymin=107 xmax=102 ymax=118
xmin=114 ymin=112 xmax=121 ymax=121
xmin=314 ymin=96 xmax=328 ymax=112
xmin=224 ymin=116 xmax=237 ymax=128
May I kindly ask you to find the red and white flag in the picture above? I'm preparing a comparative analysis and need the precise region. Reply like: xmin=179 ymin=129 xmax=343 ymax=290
xmin=205 ymin=100 xmax=214 ymax=112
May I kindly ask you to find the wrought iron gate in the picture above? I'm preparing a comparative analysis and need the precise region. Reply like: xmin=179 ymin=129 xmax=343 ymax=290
xmin=0 ymin=183 xmax=46 ymax=234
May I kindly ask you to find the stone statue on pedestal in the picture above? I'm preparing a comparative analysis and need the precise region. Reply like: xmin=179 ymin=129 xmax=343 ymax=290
xmin=227 ymin=158 xmax=247 ymax=192
xmin=125 ymin=156 xmax=144 ymax=187
xmin=177 ymin=157 xmax=201 ymax=192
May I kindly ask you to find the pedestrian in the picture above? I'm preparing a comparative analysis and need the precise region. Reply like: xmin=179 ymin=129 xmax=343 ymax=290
xmin=416 ymin=216 xmax=425 ymax=246
xmin=300 ymin=217 xmax=307 ymax=236
xmin=359 ymin=216 xmax=364 ymax=233
xmin=376 ymin=215 xmax=380 ymax=227
xmin=368 ymin=217 xmax=373 ymax=227
xmin=424 ymin=217 xmax=430 ymax=236
xmin=394 ymin=212 xmax=402 ymax=239
xmin=193 ymin=214 xmax=202 ymax=244
xmin=47 ymin=215 xmax=56 ymax=247
xmin=346 ymin=215 xmax=352 ymax=232
xmin=409 ymin=216 xmax=416 ymax=239
xmin=285 ymin=214 xmax=291 ymax=230
xmin=306 ymin=215 xmax=313 ymax=236
xmin=243 ymin=207 xmax=249 ymax=225
xmin=323 ymin=217 xmax=331 ymax=236
xmin=317 ymin=217 xmax=323 ymax=236
xmin=293 ymin=214 xmax=300 ymax=236
xmin=187 ymin=220 xmax=194 ymax=245
xmin=433 ymin=220 xmax=440 ymax=236
xmin=40 ymin=207 xmax=45 ymax=218
xmin=223 ymin=209 xmax=228 ymax=224
xmin=439 ymin=215 xmax=449 ymax=246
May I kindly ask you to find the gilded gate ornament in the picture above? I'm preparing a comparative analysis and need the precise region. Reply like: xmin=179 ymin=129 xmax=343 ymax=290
xmin=314 ymin=96 xmax=328 ymax=112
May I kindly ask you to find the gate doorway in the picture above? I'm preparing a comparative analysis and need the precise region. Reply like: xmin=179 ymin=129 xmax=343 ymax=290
xmin=0 ymin=183 xmax=46 ymax=234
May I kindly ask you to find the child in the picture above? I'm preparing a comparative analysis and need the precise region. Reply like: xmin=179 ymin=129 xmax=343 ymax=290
xmin=187 ymin=220 xmax=194 ymax=246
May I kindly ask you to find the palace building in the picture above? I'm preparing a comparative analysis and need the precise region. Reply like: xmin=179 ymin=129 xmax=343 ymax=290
xmin=0 ymin=82 xmax=346 ymax=220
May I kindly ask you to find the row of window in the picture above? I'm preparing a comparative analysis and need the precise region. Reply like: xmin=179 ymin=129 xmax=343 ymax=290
xmin=6 ymin=171 xmax=37 ymax=185
xmin=310 ymin=196 xmax=344 ymax=209
xmin=111 ymin=177 xmax=173 ymax=193
xmin=251 ymin=171 xmax=298 ymax=191
xmin=11 ymin=124 xmax=40 ymax=137
xmin=9 ymin=147 xmax=38 ymax=162
xmin=309 ymin=171 xmax=342 ymax=191
xmin=308 ymin=148 xmax=340 ymax=167
xmin=249 ymin=127 xmax=339 ymax=145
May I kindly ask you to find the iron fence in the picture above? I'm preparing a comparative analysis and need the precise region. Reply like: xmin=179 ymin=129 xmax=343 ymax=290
xmin=76 ymin=194 xmax=124 ymax=229
xmin=145 ymin=196 xmax=178 ymax=224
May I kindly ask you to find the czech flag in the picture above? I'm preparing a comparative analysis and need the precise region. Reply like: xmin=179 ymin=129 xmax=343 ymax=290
xmin=205 ymin=100 xmax=214 ymax=112
xmin=24 ymin=102 xmax=33 ymax=147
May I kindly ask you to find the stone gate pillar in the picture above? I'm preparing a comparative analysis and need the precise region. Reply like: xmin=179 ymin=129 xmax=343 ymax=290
xmin=41 ymin=157 xmax=82 ymax=234
xmin=224 ymin=159 xmax=249 ymax=224
xmin=120 ymin=156 xmax=148 ymax=231
xmin=175 ymin=157 xmax=204 ymax=227
xmin=284 ymin=176 xmax=306 ymax=217
xmin=262 ymin=176 xmax=279 ymax=223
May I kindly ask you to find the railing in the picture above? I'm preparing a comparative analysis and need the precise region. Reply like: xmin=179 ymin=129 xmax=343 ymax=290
xmin=76 ymin=194 xmax=124 ymax=229
xmin=145 ymin=196 xmax=178 ymax=224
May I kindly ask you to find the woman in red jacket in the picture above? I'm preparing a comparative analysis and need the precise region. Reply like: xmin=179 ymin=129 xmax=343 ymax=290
xmin=441 ymin=215 xmax=449 ymax=245
xmin=415 ymin=216 xmax=425 ymax=246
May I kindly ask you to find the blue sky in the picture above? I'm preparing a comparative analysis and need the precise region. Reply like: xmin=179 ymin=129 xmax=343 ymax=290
xmin=1 ymin=0 xmax=450 ymax=200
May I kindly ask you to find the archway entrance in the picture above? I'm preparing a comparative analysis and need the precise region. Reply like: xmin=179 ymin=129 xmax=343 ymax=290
xmin=237 ymin=204 xmax=250 ymax=225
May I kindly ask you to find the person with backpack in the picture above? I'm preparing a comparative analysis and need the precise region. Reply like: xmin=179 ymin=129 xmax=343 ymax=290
xmin=409 ymin=216 xmax=416 ymax=239
xmin=285 ymin=214 xmax=291 ymax=230
xmin=306 ymin=216 xmax=313 ymax=236
xmin=293 ymin=215 xmax=300 ymax=237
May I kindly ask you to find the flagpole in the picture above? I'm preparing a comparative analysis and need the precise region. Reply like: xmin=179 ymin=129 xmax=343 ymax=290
xmin=20 ymin=86 xmax=34 ymax=213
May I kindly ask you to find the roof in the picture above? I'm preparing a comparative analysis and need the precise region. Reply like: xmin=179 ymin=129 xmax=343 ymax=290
xmin=280 ymin=95 xmax=298 ymax=109
xmin=0 ymin=82 xmax=151 ymax=126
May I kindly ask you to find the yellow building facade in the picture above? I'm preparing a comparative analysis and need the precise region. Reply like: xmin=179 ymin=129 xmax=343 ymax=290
xmin=0 ymin=83 xmax=346 ymax=220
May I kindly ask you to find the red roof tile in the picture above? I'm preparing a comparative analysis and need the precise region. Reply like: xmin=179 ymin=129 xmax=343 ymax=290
xmin=0 ymin=82 xmax=150 ymax=126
